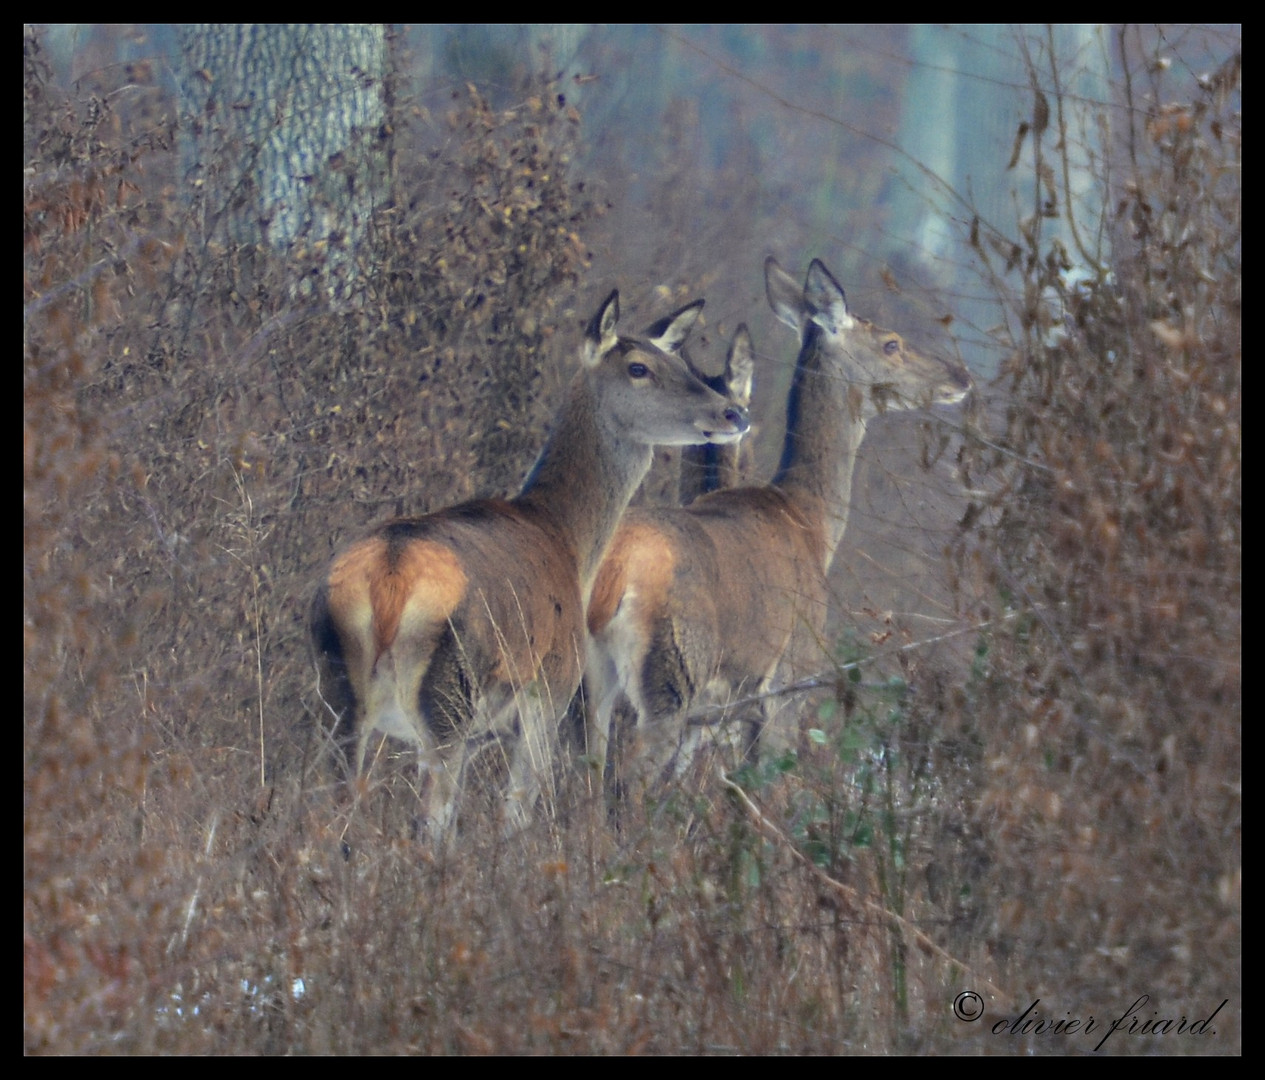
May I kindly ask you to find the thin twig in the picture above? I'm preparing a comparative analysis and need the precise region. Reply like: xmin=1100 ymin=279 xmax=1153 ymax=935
xmin=686 ymin=614 xmax=1023 ymax=724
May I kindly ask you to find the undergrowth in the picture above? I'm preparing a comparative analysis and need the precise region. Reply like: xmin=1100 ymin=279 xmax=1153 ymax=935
xmin=26 ymin=26 xmax=1238 ymax=1053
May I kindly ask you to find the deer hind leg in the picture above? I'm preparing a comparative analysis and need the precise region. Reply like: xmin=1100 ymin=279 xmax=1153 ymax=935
xmin=580 ymin=648 xmax=623 ymax=796
xmin=417 ymin=743 xmax=463 ymax=846
xmin=468 ymin=688 xmax=557 ymax=839
xmin=625 ymin=614 xmax=710 ymax=801
xmin=353 ymin=722 xmax=388 ymax=782
xmin=599 ymin=691 xmax=641 ymax=826
xmin=742 ymin=651 xmax=806 ymax=766
xmin=669 ymin=679 xmax=759 ymax=792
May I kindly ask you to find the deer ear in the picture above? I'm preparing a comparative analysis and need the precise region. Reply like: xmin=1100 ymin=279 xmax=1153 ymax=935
xmin=726 ymin=325 xmax=755 ymax=409
xmin=582 ymin=291 xmax=620 ymax=368
xmin=765 ymin=256 xmax=806 ymax=333
xmin=646 ymin=299 xmax=704 ymax=354
xmin=804 ymin=260 xmax=855 ymax=335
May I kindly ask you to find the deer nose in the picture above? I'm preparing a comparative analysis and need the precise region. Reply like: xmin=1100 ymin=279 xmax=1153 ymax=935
xmin=698 ymin=405 xmax=749 ymax=443
xmin=936 ymin=360 xmax=973 ymax=403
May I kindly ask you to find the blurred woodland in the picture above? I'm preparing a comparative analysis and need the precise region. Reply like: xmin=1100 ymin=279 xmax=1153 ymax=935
xmin=25 ymin=25 xmax=1239 ymax=1053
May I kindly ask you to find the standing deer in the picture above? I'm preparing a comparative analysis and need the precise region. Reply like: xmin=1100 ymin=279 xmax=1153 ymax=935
xmin=584 ymin=258 xmax=972 ymax=799
xmin=587 ymin=325 xmax=756 ymax=800
xmin=311 ymin=291 xmax=749 ymax=841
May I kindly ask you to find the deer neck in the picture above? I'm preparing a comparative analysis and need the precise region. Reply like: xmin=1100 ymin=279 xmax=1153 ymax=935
xmin=680 ymin=442 xmax=742 ymax=504
xmin=772 ymin=325 xmax=869 ymax=573
xmin=517 ymin=375 xmax=654 ymax=603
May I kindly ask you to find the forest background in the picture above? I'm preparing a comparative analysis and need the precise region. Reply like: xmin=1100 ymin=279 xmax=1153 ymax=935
xmin=25 ymin=24 xmax=1240 ymax=1053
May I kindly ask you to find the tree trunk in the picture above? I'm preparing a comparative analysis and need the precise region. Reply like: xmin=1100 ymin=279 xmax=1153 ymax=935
xmin=179 ymin=24 xmax=389 ymax=299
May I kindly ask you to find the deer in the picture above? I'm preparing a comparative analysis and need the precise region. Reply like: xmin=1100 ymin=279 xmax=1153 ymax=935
xmin=585 ymin=324 xmax=756 ymax=800
xmin=583 ymin=257 xmax=973 ymax=802
xmin=310 ymin=290 xmax=750 ymax=843
xmin=677 ymin=324 xmax=756 ymax=503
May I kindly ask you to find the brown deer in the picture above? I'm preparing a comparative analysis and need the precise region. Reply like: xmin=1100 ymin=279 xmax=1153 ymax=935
xmin=311 ymin=291 xmax=749 ymax=841
xmin=584 ymin=258 xmax=972 ymax=799
xmin=584 ymin=325 xmax=756 ymax=799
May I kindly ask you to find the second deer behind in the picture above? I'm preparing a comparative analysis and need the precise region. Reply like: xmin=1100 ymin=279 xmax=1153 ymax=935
xmin=584 ymin=257 xmax=972 ymax=805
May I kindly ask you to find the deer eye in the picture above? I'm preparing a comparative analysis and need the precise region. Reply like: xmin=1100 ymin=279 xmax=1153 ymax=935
xmin=628 ymin=362 xmax=649 ymax=379
xmin=884 ymin=339 xmax=901 ymax=355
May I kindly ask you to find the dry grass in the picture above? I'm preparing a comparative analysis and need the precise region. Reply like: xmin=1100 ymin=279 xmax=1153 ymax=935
xmin=26 ymin=27 xmax=1238 ymax=1053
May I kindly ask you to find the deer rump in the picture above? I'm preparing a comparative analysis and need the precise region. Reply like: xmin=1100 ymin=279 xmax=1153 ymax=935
xmin=314 ymin=500 xmax=582 ymax=767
